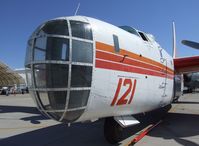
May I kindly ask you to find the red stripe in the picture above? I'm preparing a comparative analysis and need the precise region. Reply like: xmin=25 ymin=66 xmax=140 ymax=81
xmin=96 ymin=59 xmax=173 ymax=79
xmin=96 ymin=41 xmax=174 ymax=74
xmin=96 ymin=50 xmax=173 ymax=76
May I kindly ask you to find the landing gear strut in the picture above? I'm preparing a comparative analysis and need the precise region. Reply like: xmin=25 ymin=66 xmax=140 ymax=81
xmin=104 ymin=117 xmax=123 ymax=144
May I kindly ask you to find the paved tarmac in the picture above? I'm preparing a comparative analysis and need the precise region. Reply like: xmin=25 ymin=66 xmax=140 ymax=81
xmin=121 ymin=92 xmax=199 ymax=146
xmin=0 ymin=93 xmax=198 ymax=146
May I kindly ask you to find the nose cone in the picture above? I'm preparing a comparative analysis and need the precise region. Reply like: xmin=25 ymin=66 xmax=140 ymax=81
xmin=25 ymin=18 xmax=94 ymax=122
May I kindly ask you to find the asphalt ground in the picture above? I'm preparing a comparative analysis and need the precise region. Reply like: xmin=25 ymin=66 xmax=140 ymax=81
xmin=0 ymin=93 xmax=198 ymax=146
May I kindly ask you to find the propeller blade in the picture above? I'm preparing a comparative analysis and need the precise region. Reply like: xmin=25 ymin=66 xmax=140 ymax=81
xmin=182 ymin=40 xmax=199 ymax=50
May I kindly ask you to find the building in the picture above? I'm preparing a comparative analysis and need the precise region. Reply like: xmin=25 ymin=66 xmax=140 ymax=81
xmin=0 ymin=61 xmax=25 ymax=88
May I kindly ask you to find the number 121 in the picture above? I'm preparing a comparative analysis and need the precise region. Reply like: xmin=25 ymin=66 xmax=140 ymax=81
xmin=111 ymin=78 xmax=137 ymax=106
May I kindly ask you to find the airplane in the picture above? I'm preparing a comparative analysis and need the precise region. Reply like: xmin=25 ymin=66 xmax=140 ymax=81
xmin=184 ymin=72 xmax=199 ymax=93
xmin=24 ymin=16 xmax=199 ymax=144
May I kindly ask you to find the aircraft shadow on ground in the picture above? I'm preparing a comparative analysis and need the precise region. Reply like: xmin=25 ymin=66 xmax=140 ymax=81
xmin=0 ymin=105 xmax=170 ymax=146
xmin=0 ymin=105 xmax=112 ymax=146
xmin=0 ymin=105 xmax=49 ymax=124
xmin=0 ymin=105 xmax=198 ymax=146
xmin=148 ymin=112 xmax=199 ymax=146
xmin=0 ymin=120 xmax=113 ymax=146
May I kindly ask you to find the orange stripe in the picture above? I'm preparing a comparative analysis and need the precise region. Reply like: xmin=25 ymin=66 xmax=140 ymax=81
xmin=96 ymin=59 xmax=173 ymax=79
xmin=96 ymin=41 xmax=174 ymax=74
xmin=96 ymin=50 xmax=173 ymax=76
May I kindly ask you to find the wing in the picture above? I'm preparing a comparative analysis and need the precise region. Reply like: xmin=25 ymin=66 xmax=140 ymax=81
xmin=174 ymin=56 xmax=199 ymax=73
xmin=174 ymin=39 xmax=199 ymax=74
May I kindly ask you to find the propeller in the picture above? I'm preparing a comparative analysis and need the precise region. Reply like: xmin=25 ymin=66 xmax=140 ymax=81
xmin=181 ymin=40 xmax=199 ymax=50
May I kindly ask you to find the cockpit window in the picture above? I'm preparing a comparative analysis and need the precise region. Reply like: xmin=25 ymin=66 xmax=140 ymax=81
xmin=138 ymin=32 xmax=148 ymax=41
xmin=119 ymin=26 xmax=140 ymax=37
xmin=70 ymin=21 xmax=93 ymax=40
xmin=41 ymin=20 xmax=69 ymax=36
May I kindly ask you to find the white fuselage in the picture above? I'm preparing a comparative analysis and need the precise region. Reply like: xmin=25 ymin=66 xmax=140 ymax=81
xmin=72 ymin=16 xmax=174 ymax=122
xmin=25 ymin=16 xmax=174 ymax=123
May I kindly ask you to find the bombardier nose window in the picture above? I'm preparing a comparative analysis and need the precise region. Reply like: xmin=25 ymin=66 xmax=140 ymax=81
xmin=34 ymin=64 xmax=69 ymax=88
xmin=41 ymin=20 xmax=69 ymax=36
xmin=38 ymin=91 xmax=67 ymax=110
xmin=71 ymin=65 xmax=92 ymax=87
xmin=68 ymin=90 xmax=90 ymax=109
xmin=70 ymin=21 xmax=93 ymax=40
xmin=72 ymin=40 xmax=93 ymax=63
xmin=34 ymin=37 xmax=69 ymax=61
xmin=46 ymin=37 xmax=69 ymax=61
xmin=25 ymin=39 xmax=33 ymax=65
xmin=25 ymin=19 xmax=93 ymax=123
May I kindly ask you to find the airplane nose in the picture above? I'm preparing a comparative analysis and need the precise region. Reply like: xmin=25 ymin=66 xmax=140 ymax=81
xmin=25 ymin=18 xmax=93 ymax=123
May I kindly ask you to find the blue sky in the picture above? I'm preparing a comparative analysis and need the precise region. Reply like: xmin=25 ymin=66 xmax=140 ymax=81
xmin=0 ymin=0 xmax=199 ymax=69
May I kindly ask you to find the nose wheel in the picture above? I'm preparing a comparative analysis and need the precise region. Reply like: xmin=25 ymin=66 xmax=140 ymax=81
xmin=104 ymin=117 xmax=123 ymax=144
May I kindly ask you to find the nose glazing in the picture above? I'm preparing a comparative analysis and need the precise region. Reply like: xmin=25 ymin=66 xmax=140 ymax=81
xmin=25 ymin=19 xmax=93 ymax=122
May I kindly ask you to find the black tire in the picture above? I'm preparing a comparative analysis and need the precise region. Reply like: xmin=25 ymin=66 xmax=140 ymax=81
xmin=104 ymin=117 xmax=123 ymax=144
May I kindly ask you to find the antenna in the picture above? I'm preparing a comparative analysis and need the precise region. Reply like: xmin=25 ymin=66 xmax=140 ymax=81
xmin=172 ymin=21 xmax=176 ymax=58
xmin=74 ymin=3 xmax=80 ymax=16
